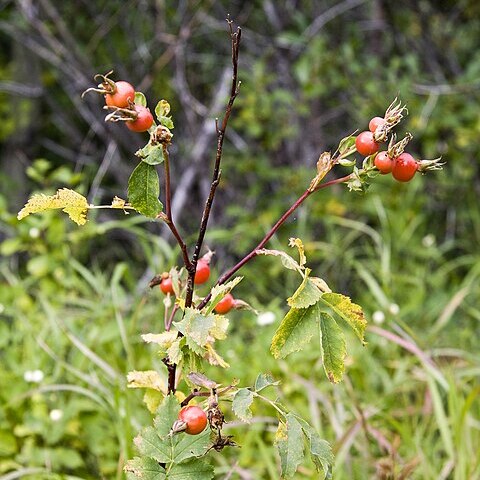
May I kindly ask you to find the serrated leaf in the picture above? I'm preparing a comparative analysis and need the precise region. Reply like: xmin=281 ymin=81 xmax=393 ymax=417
xmin=232 ymin=388 xmax=254 ymax=421
xmin=319 ymin=312 xmax=346 ymax=383
xmin=275 ymin=414 xmax=305 ymax=479
xmin=127 ymin=370 xmax=167 ymax=394
xmin=287 ymin=270 xmax=322 ymax=308
xmin=125 ymin=457 xmax=166 ymax=480
xmin=142 ymin=331 xmax=179 ymax=350
xmin=295 ymin=419 xmax=334 ymax=478
xmin=321 ymin=293 xmax=367 ymax=344
xmin=167 ymin=459 xmax=213 ymax=480
xmin=172 ymin=429 xmax=210 ymax=463
xmin=256 ymin=248 xmax=303 ymax=273
xmin=135 ymin=92 xmax=147 ymax=106
xmin=254 ymin=373 xmax=280 ymax=393
xmin=209 ymin=315 xmax=229 ymax=341
xmin=166 ymin=338 xmax=183 ymax=365
xmin=136 ymin=143 xmax=165 ymax=166
xmin=159 ymin=116 xmax=174 ymax=129
xmin=204 ymin=343 xmax=229 ymax=368
xmin=143 ymin=389 xmax=164 ymax=414
xmin=174 ymin=308 xmax=216 ymax=348
xmin=288 ymin=237 xmax=307 ymax=266
xmin=205 ymin=277 xmax=243 ymax=315
xmin=270 ymin=303 xmax=321 ymax=359
xmin=133 ymin=426 xmax=171 ymax=463
xmin=153 ymin=395 xmax=180 ymax=437
xmin=128 ymin=162 xmax=163 ymax=218
xmin=17 ymin=188 xmax=89 ymax=225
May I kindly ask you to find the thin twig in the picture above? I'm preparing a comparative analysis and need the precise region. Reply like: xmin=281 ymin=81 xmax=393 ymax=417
xmin=184 ymin=19 xmax=242 ymax=309
xmin=159 ymin=146 xmax=191 ymax=269
xmin=197 ymin=173 xmax=352 ymax=310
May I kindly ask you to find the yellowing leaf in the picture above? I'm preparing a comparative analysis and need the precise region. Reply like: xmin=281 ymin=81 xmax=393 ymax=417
xmin=204 ymin=344 xmax=229 ymax=368
xmin=142 ymin=331 xmax=179 ymax=349
xmin=321 ymin=293 xmax=367 ymax=345
xmin=288 ymin=237 xmax=307 ymax=267
xmin=17 ymin=188 xmax=89 ymax=225
xmin=127 ymin=370 xmax=167 ymax=395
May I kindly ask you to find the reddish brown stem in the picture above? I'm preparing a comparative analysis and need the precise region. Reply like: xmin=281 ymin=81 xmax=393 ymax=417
xmin=161 ymin=146 xmax=191 ymax=269
xmin=197 ymin=174 xmax=352 ymax=310
xmin=184 ymin=21 xmax=241 ymax=309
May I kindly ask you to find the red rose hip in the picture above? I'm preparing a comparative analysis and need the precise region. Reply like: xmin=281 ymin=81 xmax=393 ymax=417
xmin=392 ymin=152 xmax=418 ymax=182
xmin=355 ymin=131 xmax=379 ymax=156
xmin=214 ymin=293 xmax=235 ymax=314
xmin=178 ymin=406 xmax=207 ymax=435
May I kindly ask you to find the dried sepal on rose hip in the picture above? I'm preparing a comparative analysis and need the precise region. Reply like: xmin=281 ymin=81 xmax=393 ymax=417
xmin=82 ymin=71 xmax=135 ymax=108
xmin=372 ymin=98 xmax=408 ymax=143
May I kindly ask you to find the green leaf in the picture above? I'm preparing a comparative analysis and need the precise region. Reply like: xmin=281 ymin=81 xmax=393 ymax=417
xmin=321 ymin=293 xmax=367 ymax=344
xmin=232 ymin=388 xmax=254 ymax=421
xmin=287 ymin=270 xmax=322 ymax=308
xmin=136 ymin=143 xmax=165 ymax=166
xmin=254 ymin=373 xmax=280 ymax=393
xmin=133 ymin=427 xmax=171 ymax=463
xmin=153 ymin=395 xmax=180 ymax=437
xmin=319 ymin=312 xmax=346 ymax=383
xmin=135 ymin=92 xmax=147 ymax=106
xmin=337 ymin=134 xmax=356 ymax=158
xmin=172 ymin=429 xmax=210 ymax=463
xmin=174 ymin=308 xmax=216 ymax=348
xmin=155 ymin=100 xmax=174 ymax=129
xmin=128 ymin=162 xmax=163 ymax=218
xmin=17 ymin=188 xmax=89 ymax=225
xmin=295 ymin=420 xmax=333 ymax=478
xmin=256 ymin=248 xmax=303 ymax=274
xmin=125 ymin=457 xmax=166 ymax=480
xmin=204 ymin=277 xmax=243 ymax=315
xmin=159 ymin=116 xmax=174 ymax=129
xmin=270 ymin=303 xmax=321 ymax=359
xmin=275 ymin=414 xmax=305 ymax=479
xmin=167 ymin=459 xmax=214 ymax=480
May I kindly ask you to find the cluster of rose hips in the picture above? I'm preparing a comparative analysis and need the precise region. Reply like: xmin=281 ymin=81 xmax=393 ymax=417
xmin=159 ymin=254 xmax=236 ymax=315
xmin=355 ymin=114 xmax=420 ymax=183
xmin=83 ymin=72 xmax=154 ymax=132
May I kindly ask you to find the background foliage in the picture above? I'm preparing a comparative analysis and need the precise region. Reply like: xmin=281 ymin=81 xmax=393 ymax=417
xmin=0 ymin=1 xmax=479 ymax=478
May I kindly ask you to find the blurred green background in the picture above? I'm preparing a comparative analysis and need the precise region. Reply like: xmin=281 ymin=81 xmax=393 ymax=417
xmin=1 ymin=1 xmax=479 ymax=479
